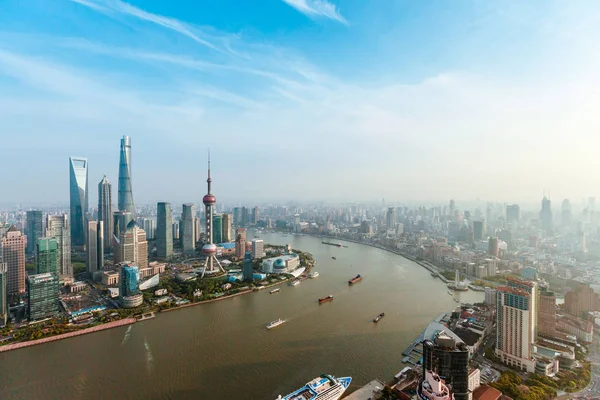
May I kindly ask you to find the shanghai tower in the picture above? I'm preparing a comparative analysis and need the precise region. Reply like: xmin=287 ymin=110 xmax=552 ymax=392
xmin=118 ymin=136 xmax=135 ymax=216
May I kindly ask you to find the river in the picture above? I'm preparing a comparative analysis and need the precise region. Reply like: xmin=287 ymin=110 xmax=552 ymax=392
xmin=0 ymin=232 xmax=483 ymax=399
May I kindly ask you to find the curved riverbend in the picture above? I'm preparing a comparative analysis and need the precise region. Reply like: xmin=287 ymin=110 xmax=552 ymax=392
xmin=0 ymin=232 xmax=483 ymax=400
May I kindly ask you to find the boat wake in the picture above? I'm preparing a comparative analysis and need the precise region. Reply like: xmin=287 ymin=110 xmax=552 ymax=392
xmin=121 ymin=326 xmax=132 ymax=346
xmin=144 ymin=337 xmax=154 ymax=372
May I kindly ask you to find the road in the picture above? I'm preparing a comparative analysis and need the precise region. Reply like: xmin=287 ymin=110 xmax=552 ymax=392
xmin=559 ymin=338 xmax=600 ymax=399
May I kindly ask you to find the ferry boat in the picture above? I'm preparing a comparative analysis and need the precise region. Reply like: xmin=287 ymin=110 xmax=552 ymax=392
xmin=309 ymin=271 xmax=319 ymax=278
xmin=373 ymin=313 xmax=385 ymax=323
xmin=270 ymin=288 xmax=280 ymax=294
xmin=348 ymin=274 xmax=362 ymax=285
xmin=266 ymin=319 xmax=286 ymax=330
xmin=277 ymin=374 xmax=352 ymax=400
xmin=322 ymin=241 xmax=343 ymax=247
xmin=318 ymin=295 xmax=334 ymax=304
xmin=290 ymin=279 xmax=300 ymax=286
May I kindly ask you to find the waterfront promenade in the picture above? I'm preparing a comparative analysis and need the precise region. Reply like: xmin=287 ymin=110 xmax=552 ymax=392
xmin=0 ymin=318 xmax=137 ymax=353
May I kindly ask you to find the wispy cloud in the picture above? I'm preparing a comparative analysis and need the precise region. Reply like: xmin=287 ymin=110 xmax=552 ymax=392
xmin=282 ymin=0 xmax=348 ymax=25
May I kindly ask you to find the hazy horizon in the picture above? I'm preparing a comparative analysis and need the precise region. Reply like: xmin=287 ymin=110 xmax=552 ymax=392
xmin=2 ymin=1 xmax=600 ymax=205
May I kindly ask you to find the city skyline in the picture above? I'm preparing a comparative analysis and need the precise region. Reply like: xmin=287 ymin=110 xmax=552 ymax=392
xmin=2 ymin=1 xmax=600 ymax=204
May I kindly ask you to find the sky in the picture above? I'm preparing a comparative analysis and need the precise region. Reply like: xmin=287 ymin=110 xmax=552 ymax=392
xmin=1 ymin=0 xmax=600 ymax=206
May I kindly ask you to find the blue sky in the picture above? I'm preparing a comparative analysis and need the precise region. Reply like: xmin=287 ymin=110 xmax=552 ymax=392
xmin=1 ymin=0 xmax=600 ymax=206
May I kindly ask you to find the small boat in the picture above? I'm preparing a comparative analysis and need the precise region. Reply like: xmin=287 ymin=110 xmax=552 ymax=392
xmin=266 ymin=318 xmax=286 ymax=330
xmin=348 ymin=274 xmax=362 ymax=285
xmin=290 ymin=279 xmax=300 ymax=286
xmin=270 ymin=288 xmax=280 ymax=294
xmin=309 ymin=271 xmax=319 ymax=278
xmin=373 ymin=313 xmax=385 ymax=323
xmin=332 ymin=256 xmax=336 ymax=260
xmin=318 ymin=295 xmax=334 ymax=304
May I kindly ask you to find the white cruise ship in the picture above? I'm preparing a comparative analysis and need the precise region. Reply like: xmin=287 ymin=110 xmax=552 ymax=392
xmin=277 ymin=375 xmax=352 ymax=400
xmin=266 ymin=319 xmax=286 ymax=330
xmin=309 ymin=271 xmax=319 ymax=278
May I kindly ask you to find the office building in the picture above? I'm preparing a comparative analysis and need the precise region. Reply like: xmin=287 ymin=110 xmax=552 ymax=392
xmin=386 ymin=207 xmax=396 ymax=231
xmin=252 ymin=239 xmax=264 ymax=259
xmin=27 ymin=272 xmax=59 ymax=321
xmin=194 ymin=217 xmax=201 ymax=244
xmin=539 ymin=290 xmax=557 ymax=338
xmin=2 ymin=226 xmax=26 ymax=295
xmin=181 ymin=204 xmax=196 ymax=254
xmin=233 ymin=207 xmax=241 ymax=226
xmin=506 ymin=204 xmax=520 ymax=223
xmin=119 ymin=264 xmax=142 ymax=308
xmin=69 ymin=157 xmax=89 ymax=247
xmin=118 ymin=135 xmax=135 ymax=217
xmin=98 ymin=175 xmax=113 ymax=250
xmin=213 ymin=213 xmax=223 ymax=244
xmin=495 ymin=277 xmax=538 ymax=372
xmin=46 ymin=215 xmax=72 ymax=278
xmin=156 ymin=202 xmax=173 ymax=259
xmin=488 ymin=237 xmax=499 ymax=257
xmin=25 ymin=210 xmax=43 ymax=254
xmin=86 ymin=220 xmax=104 ymax=274
xmin=0 ymin=265 xmax=7 ymax=326
xmin=113 ymin=210 xmax=133 ymax=240
xmin=252 ymin=206 xmax=259 ymax=225
xmin=565 ymin=284 xmax=600 ymax=319
xmin=36 ymin=237 xmax=58 ymax=274
xmin=222 ymin=214 xmax=233 ymax=242
xmin=172 ymin=221 xmax=179 ymax=241
xmin=473 ymin=220 xmax=484 ymax=241
xmin=561 ymin=199 xmax=573 ymax=227
xmin=243 ymin=251 xmax=253 ymax=281
xmin=235 ymin=228 xmax=247 ymax=259
xmin=539 ymin=196 xmax=553 ymax=231
xmin=114 ymin=221 xmax=148 ymax=269
xmin=241 ymin=207 xmax=249 ymax=226
xmin=422 ymin=332 xmax=470 ymax=400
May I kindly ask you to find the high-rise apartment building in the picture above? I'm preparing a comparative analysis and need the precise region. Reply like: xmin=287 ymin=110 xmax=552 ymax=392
xmin=495 ymin=277 xmax=538 ymax=372
xmin=36 ymin=237 xmax=58 ymax=274
xmin=252 ymin=239 xmax=264 ymax=259
xmin=118 ymin=136 xmax=135 ymax=217
xmin=422 ymin=332 xmax=470 ymax=400
xmin=69 ymin=157 xmax=88 ymax=247
xmin=156 ymin=202 xmax=173 ymax=259
xmin=235 ymin=228 xmax=247 ymax=259
xmin=181 ymin=204 xmax=196 ymax=254
xmin=2 ymin=226 xmax=26 ymax=295
xmin=46 ymin=215 xmax=72 ymax=278
xmin=222 ymin=214 xmax=233 ymax=242
xmin=506 ymin=204 xmax=520 ymax=223
xmin=114 ymin=221 xmax=148 ymax=269
xmin=27 ymin=272 xmax=59 ymax=321
xmin=0 ymin=264 xmax=7 ymax=326
xmin=213 ymin=214 xmax=223 ymax=244
xmin=86 ymin=220 xmax=104 ymax=274
xmin=539 ymin=196 xmax=553 ymax=231
xmin=25 ymin=210 xmax=43 ymax=254
xmin=98 ymin=175 xmax=113 ymax=250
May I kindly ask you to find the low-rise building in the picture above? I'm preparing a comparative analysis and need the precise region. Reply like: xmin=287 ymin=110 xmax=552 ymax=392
xmin=102 ymin=270 xmax=119 ymax=286
xmin=68 ymin=281 xmax=87 ymax=293
xmin=138 ymin=262 xmax=166 ymax=279
xmin=556 ymin=314 xmax=593 ymax=343
xmin=261 ymin=253 xmax=300 ymax=274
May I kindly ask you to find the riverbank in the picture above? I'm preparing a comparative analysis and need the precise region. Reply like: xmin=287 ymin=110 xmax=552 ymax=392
xmin=0 ymin=318 xmax=137 ymax=353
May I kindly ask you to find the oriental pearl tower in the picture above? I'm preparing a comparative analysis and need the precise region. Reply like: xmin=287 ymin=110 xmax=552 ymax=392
xmin=201 ymin=152 xmax=225 ymax=278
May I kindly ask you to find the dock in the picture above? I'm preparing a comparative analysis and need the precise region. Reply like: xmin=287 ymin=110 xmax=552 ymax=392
xmin=343 ymin=379 xmax=386 ymax=400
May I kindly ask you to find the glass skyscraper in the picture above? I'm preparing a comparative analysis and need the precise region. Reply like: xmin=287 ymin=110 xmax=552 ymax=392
xmin=213 ymin=214 xmax=223 ymax=244
xmin=98 ymin=175 xmax=113 ymax=250
xmin=119 ymin=265 xmax=139 ymax=297
xmin=69 ymin=157 xmax=88 ymax=247
xmin=36 ymin=237 xmax=58 ymax=274
xmin=25 ymin=210 xmax=43 ymax=254
xmin=27 ymin=272 xmax=59 ymax=321
xmin=156 ymin=202 xmax=173 ymax=259
xmin=118 ymin=136 xmax=135 ymax=217
xmin=46 ymin=215 xmax=72 ymax=278
xmin=181 ymin=204 xmax=196 ymax=254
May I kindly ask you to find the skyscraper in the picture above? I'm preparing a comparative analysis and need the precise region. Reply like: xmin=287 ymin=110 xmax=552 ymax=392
xmin=473 ymin=220 xmax=484 ymax=241
xmin=243 ymin=251 xmax=253 ymax=281
xmin=506 ymin=204 xmax=520 ymax=223
xmin=36 ymin=237 xmax=58 ymax=274
xmin=98 ymin=175 xmax=113 ymax=250
xmin=194 ymin=217 xmax=201 ymax=244
xmin=114 ymin=221 xmax=148 ymax=269
xmin=386 ymin=207 xmax=396 ymax=231
xmin=86 ymin=220 xmax=104 ymax=274
xmin=252 ymin=206 xmax=259 ymax=225
xmin=213 ymin=213 xmax=223 ymax=244
xmin=118 ymin=136 xmax=135 ymax=217
xmin=539 ymin=290 xmax=557 ymax=338
xmin=495 ymin=277 xmax=538 ymax=372
xmin=539 ymin=196 xmax=553 ymax=231
xmin=251 ymin=239 xmax=264 ymax=259
xmin=422 ymin=332 xmax=470 ymax=400
xmin=241 ymin=207 xmax=249 ymax=227
xmin=201 ymin=154 xmax=225 ymax=278
xmin=119 ymin=264 xmax=142 ymax=308
xmin=25 ymin=210 xmax=43 ymax=254
xmin=181 ymin=204 xmax=196 ymax=254
xmin=27 ymin=272 xmax=59 ymax=321
xmin=222 ymin=214 xmax=233 ymax=242
xmin=235 ymin=228 xmax=247 ymax=259
xmin=233 ymin=207 xmax=241 ymax=226
xmin=46 ymin=215 xmax=72 ymax=278
xmin=1 ymin=226 xmax=26 ymax=295
xmin=113 ymin=210 xmax=133 ymax=240
xmin=69 ymin=157 xmax=88 ymax=247
xmin=0 ymin=264 xmax=7 ymax=326
xmin=156 ymin=202 xmax=173 ymax=259
xmin=561 ymin=199 xmax=572 ymax=227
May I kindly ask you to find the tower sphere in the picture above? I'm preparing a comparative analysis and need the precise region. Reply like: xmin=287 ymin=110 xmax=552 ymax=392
xmin=202 ymin=243 xmax=217 ymax=255
xmin=203 ymin=194 xmax=216 ymax=205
